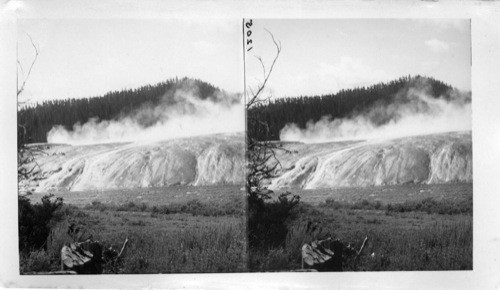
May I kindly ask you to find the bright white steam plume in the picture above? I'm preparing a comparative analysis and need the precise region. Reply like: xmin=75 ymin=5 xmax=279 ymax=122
xmin=280 ymin=79 xmax=471 ymax=143
xmin=47 ymin=81 xmax=244 ymax=145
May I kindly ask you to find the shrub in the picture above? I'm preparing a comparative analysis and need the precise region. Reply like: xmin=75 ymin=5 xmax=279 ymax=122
xmin=322 ymin=198 xmax=384 ymax=211
xmin=321 ymin=196 xmax=471 ymax=215
xmin=86 ymin=200 xmax=107 ymax=212
xmin=324 ymin=198 xmax=343 ymax=209
xmin=85 ymin=198 xmax=244 ymax=217
xmin=386 ymin=197 xmax=472 ymax=215
xmin=18 ymin=201 xmax=98 ymax=273
xmin=352 ymin=199 xmax=382 ymax=210
xmin=248 ymin=191 xmax=300 ymax=249
xmin=18 ymin=194 xmax=64 ymax=252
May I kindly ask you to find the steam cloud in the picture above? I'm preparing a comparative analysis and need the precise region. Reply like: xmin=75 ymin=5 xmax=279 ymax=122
xmin=280 ymin=79 xmax=471 ymax=143
xmin=47 ymin=80 xmax=244 ymax=145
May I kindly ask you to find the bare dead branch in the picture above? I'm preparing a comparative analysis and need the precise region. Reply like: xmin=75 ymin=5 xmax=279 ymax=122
xmin=117 ymin=237 xmax=129 ymax=258
xmin=17 ymin=33 xmax=39 ymax=97
xmin=265 ymin=28 xmax=282 ymax=52
xmin=356 ymin=236 xmax=369 ymax=258
xmin=255 ymin=55 xmax=267 ymax=81
xmin=246 ymin=29 xmax=282 ymax=110
xmin=17 ymin=60 xmax=24 ymax=75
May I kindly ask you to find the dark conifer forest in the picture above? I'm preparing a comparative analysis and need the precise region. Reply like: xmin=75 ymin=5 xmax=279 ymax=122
xmin=18 ymin=75 xmax=459 ymax=144
xmin=248 ymin=75 xmax=458 ymax=141
xmin=18 ymin=77 xmax=225 ymax=144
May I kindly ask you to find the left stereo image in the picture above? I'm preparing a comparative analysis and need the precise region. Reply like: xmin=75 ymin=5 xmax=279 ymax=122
xmin=17 ymin=18 xmax=247 ymax=274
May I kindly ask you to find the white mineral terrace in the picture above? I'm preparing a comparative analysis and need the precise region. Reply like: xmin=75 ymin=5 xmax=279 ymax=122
xmin=20 ymin=131 xmax=472 ymax=193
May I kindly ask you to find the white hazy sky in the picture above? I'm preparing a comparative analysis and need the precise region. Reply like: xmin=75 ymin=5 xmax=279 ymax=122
xmin=18 ymin=19 xmax=470 ymax=102
xmin=245 ymin=19 xmax=471 ymax=98
xmin=17 ymin=19 xmax=243 ymax=102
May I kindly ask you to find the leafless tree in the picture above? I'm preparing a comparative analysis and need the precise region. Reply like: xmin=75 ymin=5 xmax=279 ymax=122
xmin=246 ymin=29 xmax=281 ymax=110
xmin=246 ymin=29 xmax=285 ymax=200
xmin=17 ymin=33 xmax=39 ymax=98
xmin=17 ymin=33 xmax=41 ymax=182
xmin=246 ymin=29 xmax=300 ymax=250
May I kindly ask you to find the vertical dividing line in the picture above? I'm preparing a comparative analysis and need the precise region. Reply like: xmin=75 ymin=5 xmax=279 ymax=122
xmin=243 ymin=18 xmax=247 ymax=135
xmin=242 ymin=17 xmax=247 ymax=162
xmin=242 ymin=18 xmax=247 ymax=168
xmin=241 ymin=17 xmax=249 ymax=270
xmin=469 ymin=19 xmax=472 ymax=134
xmin=469 ymin=19 xmax=472 ymax=71
xmin=16 ymin=24 xmax=19 ymax=194
xmin=16 ymin=28 xmax=18 ymax=102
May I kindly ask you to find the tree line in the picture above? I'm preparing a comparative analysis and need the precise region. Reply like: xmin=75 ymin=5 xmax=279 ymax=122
xmin=18 ymin=77 xmax=223 ymax=143
xmin=248 ymin=75 xmax=453 ymax=141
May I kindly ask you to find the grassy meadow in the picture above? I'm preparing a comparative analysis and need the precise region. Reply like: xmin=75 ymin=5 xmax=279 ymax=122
xmin=250 ymin=183 xmax=472 ymax=272
xmin=20 ymin=183 xmax=472 ymax=273
xmin=20 ymin=185 xmax=247 ymax=274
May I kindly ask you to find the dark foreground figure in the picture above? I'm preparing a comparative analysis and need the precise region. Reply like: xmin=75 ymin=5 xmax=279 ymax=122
xmin=60 ymin=238 xmax=128 ymax=274
xmin=302 ymin=237 xmax=368 ymax=271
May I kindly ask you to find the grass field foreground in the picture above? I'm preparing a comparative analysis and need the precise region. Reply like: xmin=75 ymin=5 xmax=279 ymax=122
xmin=250 ymin=183 xmax=472 ymax=272
xmin=20 ymin=189 xmax=247 ymax=274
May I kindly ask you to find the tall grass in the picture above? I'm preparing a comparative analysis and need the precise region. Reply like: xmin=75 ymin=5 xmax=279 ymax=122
xmin=357 ymin=219 xmax=472 ymax=271
xmin=21 ymin=200 xmax=247 ymax=273
xmin=249 ymin=221 xmax=327 ymax=271
xmin=120 ymin=222 xmax=247 ymax=273
xmin=253 ymin=217 xmax=472 ymax=271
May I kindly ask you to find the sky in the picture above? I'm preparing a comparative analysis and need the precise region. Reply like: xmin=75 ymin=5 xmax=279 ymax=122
xmin=245 ymin=19 xmax=471 ymax=98
xmin=17 ymin=19 xmax=470 ymax=103
xmin=17 ymin=19 xmax=243 ymax=102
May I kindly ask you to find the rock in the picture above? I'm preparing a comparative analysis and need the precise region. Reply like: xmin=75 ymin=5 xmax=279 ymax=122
xmin=61 ymin=240 xmax=103 ymax=274
xmin=302 ymin=238 xmax=345 ymax=271
xmin=301 ymin=237 xmax=366 ymax=272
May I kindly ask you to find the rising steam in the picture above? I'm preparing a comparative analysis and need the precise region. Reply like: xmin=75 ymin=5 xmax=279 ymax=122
xmin=280 ymin=78 xmax=471 ymax=143
xmin=47 ymin=80 xmax=244 ymax=145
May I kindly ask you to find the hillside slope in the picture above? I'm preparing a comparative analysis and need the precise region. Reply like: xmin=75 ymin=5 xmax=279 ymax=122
xmin=268 ymin=131 xmax=472 ymax=190
xmin=18 ymin=77 xmax=237 ymax=143
xmin=248 ymin=75 xmax=466 ymax=141
xmin=20 ymin=133 xmax=244 ymax=193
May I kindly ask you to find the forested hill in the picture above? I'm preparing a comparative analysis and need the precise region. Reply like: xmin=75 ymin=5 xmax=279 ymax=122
xmin=248 ymin=75 xmax=462 ymax=141
xmin=18 ymin=77 xmax=229 ymax=143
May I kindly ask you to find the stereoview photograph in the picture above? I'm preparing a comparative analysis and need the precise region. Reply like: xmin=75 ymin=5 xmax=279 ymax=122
xmin=17 ymin=19 xmax=246 ymax=274
xmin=16 ymin=17 xmax=472 ymax=275
xmin=245 ymin=19 xmax=472 ymax=272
